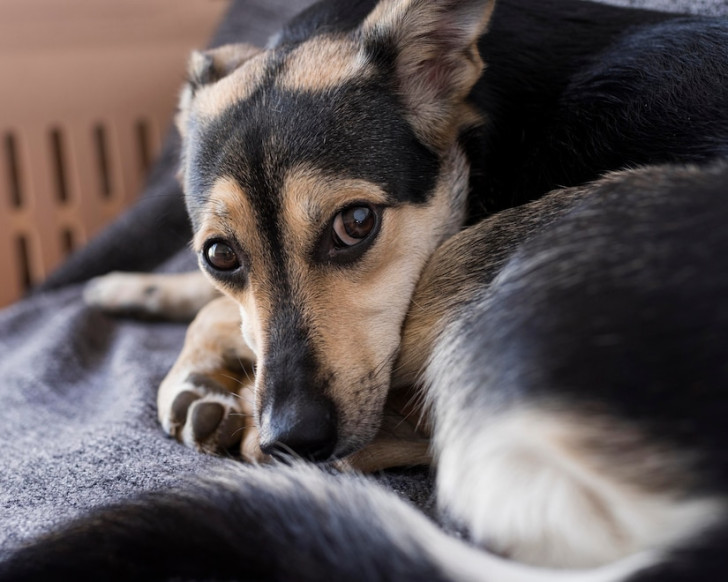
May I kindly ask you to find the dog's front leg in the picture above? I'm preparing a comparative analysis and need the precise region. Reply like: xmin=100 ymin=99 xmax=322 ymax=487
xmin=158 ymin=295 xmax=266 ymax=462
xmin=84 ymin=271 xmax=219 ymax=321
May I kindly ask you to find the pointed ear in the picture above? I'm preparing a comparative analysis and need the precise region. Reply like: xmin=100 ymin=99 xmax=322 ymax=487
xmin=187 ymin=43 xmax=262 ymax=89
xmin=361 ymin=0 xmax=495 ymax=148
xmin=176 ymin=43 xmax=262 ymax=140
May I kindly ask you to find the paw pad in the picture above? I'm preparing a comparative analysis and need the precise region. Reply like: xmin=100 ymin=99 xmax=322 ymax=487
xmin=165 ymin=376 xmax=250 ymax=455
xmin=171 ymin=390 xmax=201 ymax=427
xmin=190 ymin=401 xmax=225 ymax=441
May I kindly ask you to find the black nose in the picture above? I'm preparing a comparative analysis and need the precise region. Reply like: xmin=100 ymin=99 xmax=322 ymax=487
xmin=258 ymin=396 xmax=337 ymax=462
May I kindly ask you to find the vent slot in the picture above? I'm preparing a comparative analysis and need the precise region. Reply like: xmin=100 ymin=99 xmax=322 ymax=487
xmin=61 ymin=228 xmax=75 ymax=256
xmin=93 ymin=124 xmax=112 ymax=199
xmin=4 ymin=132 xmax=23 ymax=208
xmin=49 ymin=127 xmax=70 ymax=204
xmin=135 ymin=118 xmax=152 ymax=176
xmin=15 ymin=235 xmax=32 ymax=291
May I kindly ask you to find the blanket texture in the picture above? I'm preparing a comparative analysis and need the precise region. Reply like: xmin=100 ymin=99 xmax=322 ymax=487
xmin=1 ymin=0 xmax=726 ymax=558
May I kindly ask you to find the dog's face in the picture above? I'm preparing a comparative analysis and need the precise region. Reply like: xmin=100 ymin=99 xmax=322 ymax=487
xmin=177 ymin=0 xmax=494 ymax=459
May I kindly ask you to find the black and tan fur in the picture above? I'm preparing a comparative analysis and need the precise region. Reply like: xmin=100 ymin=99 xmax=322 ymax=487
xmin=13 ymin=0 xmax=728 ymax=579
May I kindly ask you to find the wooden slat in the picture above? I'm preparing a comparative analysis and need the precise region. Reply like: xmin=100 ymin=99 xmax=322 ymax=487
xmin=0 ymin=132 xmax=24 ymax=305
xmin=113 ymin=115 xmax=145 ymax=219
xmin=67 ymin=121 xmax=103 ymax=246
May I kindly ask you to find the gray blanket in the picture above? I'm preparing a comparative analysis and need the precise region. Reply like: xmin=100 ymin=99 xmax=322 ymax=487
xmin=1 ymin=0 xmax=725 ymax=558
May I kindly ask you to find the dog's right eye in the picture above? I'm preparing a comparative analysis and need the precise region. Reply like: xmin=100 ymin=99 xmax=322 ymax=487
xmin=203 ymin=240 xmax=240 ymax=272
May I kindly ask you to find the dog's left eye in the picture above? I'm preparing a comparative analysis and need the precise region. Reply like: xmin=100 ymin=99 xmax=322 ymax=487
xmin=317 ymin=204 xmax=382 ymax=264
xmin=332 ymin=205 xmax=376 ymax=247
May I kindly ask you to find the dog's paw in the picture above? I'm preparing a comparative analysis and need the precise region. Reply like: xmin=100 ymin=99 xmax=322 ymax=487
xmin=156 ymin=295 xmax=265 ymax=461
xmin=84 ymin=272 xmax=155 ymax=314
xmin=84 ymin=271 xmax=218 ymax=320
xmin=160 ymin=372 xmax=267 ymax=462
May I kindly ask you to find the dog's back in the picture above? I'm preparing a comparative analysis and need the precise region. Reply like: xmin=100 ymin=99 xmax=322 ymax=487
xmin=414 ymin=161 xmax=728 ymax=570
xmin=470 ymin=0 xmax=728 ymax=216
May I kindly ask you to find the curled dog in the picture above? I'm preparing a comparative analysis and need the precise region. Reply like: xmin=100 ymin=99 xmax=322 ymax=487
xmin=5 ymin=0 xmax=728 ymax=579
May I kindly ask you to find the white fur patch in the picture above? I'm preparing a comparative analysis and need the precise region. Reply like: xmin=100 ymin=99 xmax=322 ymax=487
xmin=434 ymin=406 xmax=723 ymax=568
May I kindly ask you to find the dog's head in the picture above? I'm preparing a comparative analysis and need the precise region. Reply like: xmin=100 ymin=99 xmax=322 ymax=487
xmin=177 ymin=0 xmax=495 ymax=460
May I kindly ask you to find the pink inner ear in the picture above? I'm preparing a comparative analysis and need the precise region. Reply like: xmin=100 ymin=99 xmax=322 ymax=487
xmin=422 ymin=57 xmax=458 ymax=95
xmin=433 ymin=16 xmax=476 ymax=49
xmin=431 ymin=1 xmax=490 ymax=47
xmin=403 ymin=8 xmax=484 ymax=94
xmin=370 ymin=0 xmax=490 ymax=145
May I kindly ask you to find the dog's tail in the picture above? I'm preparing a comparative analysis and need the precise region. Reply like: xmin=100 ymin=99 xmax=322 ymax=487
xmin=0 ymin=462 xmax=658 ymax=582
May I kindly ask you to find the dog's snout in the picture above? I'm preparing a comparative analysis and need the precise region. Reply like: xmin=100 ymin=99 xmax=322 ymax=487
xmin=259 ymin=397 xmax=337 ymax=462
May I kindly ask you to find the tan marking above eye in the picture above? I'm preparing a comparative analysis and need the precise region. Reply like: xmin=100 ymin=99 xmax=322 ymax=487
xmin=277 ymin=36 xmax=372 ymax=93
xmin=193 ymin=177 xmax=257 ymax=252
xmin=280 ymin=166 xmax=390 ymax=248
xmin=186 ymin=50 xmax=269 ymax=126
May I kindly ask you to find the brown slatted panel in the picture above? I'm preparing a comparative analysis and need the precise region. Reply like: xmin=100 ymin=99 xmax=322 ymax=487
xmin=0 ymin=0 xmax=230 ymax=307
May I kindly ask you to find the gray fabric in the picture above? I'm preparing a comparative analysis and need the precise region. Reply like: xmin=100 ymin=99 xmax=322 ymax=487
xmin=1 ymin=0 xmax=726 ymax=558
xmin=606 ymin=0 xmax=728 ymax=15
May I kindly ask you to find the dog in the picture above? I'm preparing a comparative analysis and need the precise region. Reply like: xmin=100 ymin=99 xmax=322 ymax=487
xmin=3 ymin=0 xmax=728 ymax=579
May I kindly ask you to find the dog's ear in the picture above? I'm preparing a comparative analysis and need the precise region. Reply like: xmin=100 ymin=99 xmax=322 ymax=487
xmin=361 ymin=0 xmax=495 ymax=148
xmin=187 ymin=43 xmax=262 ymax=90
xmin=176 ymin=43 xmax=262 ymax=139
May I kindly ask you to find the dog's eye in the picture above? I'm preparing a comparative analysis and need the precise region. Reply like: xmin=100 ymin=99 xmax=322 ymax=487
xmin=332 ymin=205 xmax=376 ymax=247
xmin=203 ymin=240 xmax=240 ymax=271
xmin=316 ymin=204 xmax=382 ymax=264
